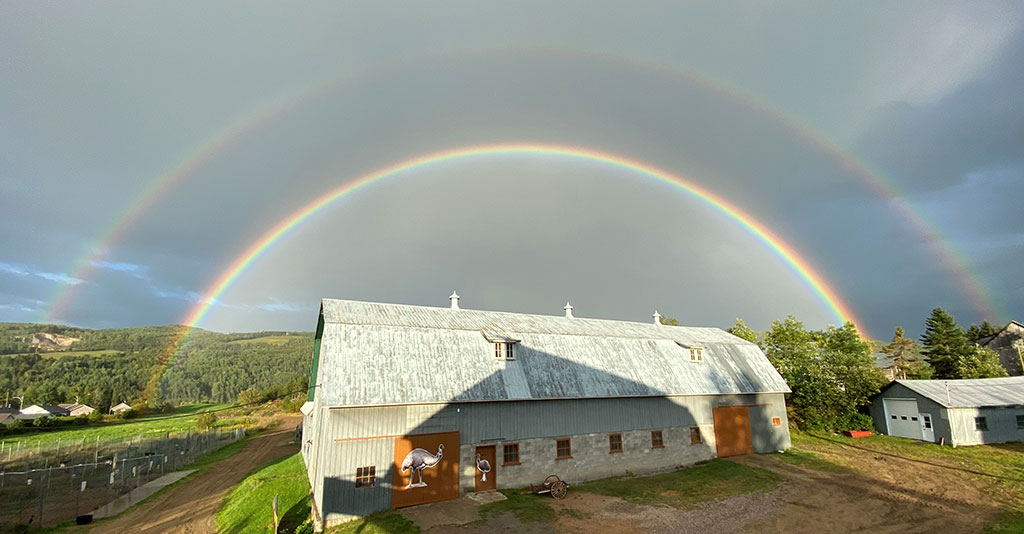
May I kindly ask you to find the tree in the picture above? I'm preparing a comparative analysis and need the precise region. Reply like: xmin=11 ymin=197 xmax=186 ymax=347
xmin=920 ymin=307 xmax=971 ymax=379
xmin=764 ymin=316 xmax=885 ymax=431
xmin=958 ymin=346 xmax=1008 ymax=379
xmin=966 ymin=320 xmax=1000 ymax=341
xmin=658 ymin=315 xmax=679 ymax=326
xmin=882 ymin=327 xmax=929 ymax=380
xmin=727 ymin=318 xmax=758 ymax=344
xmin=196 ymin=412 xmax=217 ymax=432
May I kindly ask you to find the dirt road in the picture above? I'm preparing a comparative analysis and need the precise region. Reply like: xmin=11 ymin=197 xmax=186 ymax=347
xmin=87 ymin=416 xmax=301 ymax=534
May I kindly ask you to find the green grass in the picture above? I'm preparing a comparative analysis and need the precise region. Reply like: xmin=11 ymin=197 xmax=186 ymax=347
xmin=478 ymin=489 xmax=559 ymax=523
xmin=325 ymin=512 xmax=419 ymax=534
xmin=572 ymin=458 xmax=781 ymax=509
xmin=0 ymin=403 xmax=233 ymax=448
xmin=216 ymin=453 xmax=311 ymax=534
xmin=792 ymin=430 xmax=1024 ymax=533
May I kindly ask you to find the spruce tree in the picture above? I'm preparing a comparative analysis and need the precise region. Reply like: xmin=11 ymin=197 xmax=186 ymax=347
xmin=882 ymin=327 xmax=918 ymax=380
xmin=920 ymin=307 xmax=969 ymax=378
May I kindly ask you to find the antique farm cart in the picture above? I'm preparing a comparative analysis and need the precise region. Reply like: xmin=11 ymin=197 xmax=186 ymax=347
xmin=529 ymin=475 xmax=569 ymax=499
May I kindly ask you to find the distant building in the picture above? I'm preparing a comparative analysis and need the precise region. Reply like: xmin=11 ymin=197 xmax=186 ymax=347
xmin=976 ymin=321 xmax=1024 ymax=376
xmin=58 ymin=403 xmax=96 ymax=417
xmin=870 ymin=377 xmax=1024 ymax=446
xmin=0 ymin=408 xmax=17 ymax=425
xmin=19 ymin=404 xmax=71 ymax=419
xmin=110 ymin=402 xmax=132 ymax=414
xmin=302 ymin=297 xmax=792 ymax=529
xmin=872 ymin=353 xmax=899 ymax=381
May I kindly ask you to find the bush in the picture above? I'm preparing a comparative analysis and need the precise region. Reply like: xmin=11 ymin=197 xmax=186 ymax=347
xmin=196 ymin=412 xmax=217 ymax=431
xmin=236 ymin=387 xmax=263 ymax=406
xmin=88 ymin=409 xmax=103 ymax=422
xmin=32 ymin=416 xmax=51 ymax=427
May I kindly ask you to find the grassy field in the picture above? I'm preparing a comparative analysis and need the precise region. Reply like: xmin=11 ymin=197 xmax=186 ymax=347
xmin=570 ymin=458 xmax=781 ymax=509
xmin=216 ymin=453 xmax=311 ymax=534
xmin=227 ymin=335 xmax=299 ymax=346
xmin=0 ymin=403 xmax=234 ymax=448
xmin=792 ymin=430 xmax=1024 ymax=533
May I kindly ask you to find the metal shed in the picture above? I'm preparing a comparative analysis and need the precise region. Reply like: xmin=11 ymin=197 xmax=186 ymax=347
xmin=870 ymin=377 xmax=1024 ymax=446
xmin=301 ymin=297 xmax=792 ymax=530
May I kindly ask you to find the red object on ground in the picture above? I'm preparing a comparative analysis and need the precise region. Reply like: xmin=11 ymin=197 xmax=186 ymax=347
xmin=844 ymin=430 xmax=872 ymax=438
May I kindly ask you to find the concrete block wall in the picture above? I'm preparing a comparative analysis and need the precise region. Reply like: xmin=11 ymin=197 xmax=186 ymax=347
xmin=459 ymin=424 xmax=716 ymax=492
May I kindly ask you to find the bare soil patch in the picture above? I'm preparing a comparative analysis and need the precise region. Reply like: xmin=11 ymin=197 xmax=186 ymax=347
xmin=82 ymin=415 xmax=300 ymax=534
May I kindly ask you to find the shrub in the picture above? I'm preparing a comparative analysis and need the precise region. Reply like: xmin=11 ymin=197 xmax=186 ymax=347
xmin=196 ymin=412 xmax=217 ymax=431
xmin=237 ymin=387 xmax=263 ymax=406
xmin=88 ymin=409 xmax=103 ymax=422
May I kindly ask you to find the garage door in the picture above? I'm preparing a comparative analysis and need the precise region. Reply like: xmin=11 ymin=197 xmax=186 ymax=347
xmin=713 ymin=405 xmax=754 ymax=457
xmin=883 ymin=398 xmax=922 ymax=440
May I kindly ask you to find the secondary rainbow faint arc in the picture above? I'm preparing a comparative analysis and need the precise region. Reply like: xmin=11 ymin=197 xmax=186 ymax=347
xmin=178 ymin=143 xmax=864 ymax=337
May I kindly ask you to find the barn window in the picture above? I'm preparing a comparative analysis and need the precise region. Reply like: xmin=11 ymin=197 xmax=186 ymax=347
xmin=690 ymin=427 xmax=703 ymax=445
xmin=772 ymin=417 xmax=782 ymax=426
xmin=355 ymin=466 xmax=375 ymax=488
xmin=503 ymin=443 xmax=520 ymax=465
xmin=1017 ymin=415 xmax=1024 ymax=430
xmin=556 ymin=438 xmax=572 ymax=459
xmin=651 ymin=430 xmax=664 ymax=448
xmin=975 ymin=417 xmax=989 ymax=431
xmin=494 ymin=342 xmax=515 ymax=360
xmin=689 ymin=348 xmax=703 ymax=362
xmin=609 ymin=433 xmax=623 ymax=453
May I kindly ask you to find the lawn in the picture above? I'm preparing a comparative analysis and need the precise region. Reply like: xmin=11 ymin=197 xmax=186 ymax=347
xmin=216 ymin=453 xmax=312 ymax=534
xmin=571 ymin=458 xmax=781 ymax=509
xmin=792 ymin=430 xmax=1024 ymax=533
xmin=0 ymin=403 xmax=234 ymax=449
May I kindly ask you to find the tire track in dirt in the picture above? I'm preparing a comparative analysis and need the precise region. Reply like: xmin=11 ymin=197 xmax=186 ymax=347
xmin=86 ymin=416 xmax=301 ymax=534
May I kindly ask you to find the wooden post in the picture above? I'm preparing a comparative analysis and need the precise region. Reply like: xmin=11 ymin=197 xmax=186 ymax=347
xmin=272 ymin=494 xmax=279 ymax=533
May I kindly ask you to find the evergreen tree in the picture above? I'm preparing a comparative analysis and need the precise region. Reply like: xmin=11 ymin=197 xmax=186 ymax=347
xmin=958 ymin=346 xmax=1008 ymax=379
xmin=727 ymin=318 xmax=758 ymax=344
xmin=920 ymin=307 xmax=970 ymax=379
xmin=882 ymin=327 xmax=929 ymax=380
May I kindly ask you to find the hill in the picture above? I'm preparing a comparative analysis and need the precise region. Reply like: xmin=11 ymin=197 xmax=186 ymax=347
xmin=0 ymin=323 xmax=313 ymax=410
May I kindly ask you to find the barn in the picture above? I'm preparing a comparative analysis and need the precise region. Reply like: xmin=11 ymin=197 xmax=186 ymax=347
xmin=870 ymin=377 xmax=1024 ymax=446
xmin=300 ymin=296 xmax=792 ymax=530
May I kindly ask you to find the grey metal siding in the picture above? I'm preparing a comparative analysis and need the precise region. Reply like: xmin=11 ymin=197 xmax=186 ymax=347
xmin=949 ymin=406 xmax=1024 ymax=446
xmin=310 ymin=393 xmax=790 ymax=521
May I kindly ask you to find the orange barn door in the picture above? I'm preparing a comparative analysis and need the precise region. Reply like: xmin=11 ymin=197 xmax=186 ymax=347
xmin=391 ymin=431 xmax=460 ymax=508
xmin=474 ymin=445 xmax=496 ymax=492
xmin=713 ymin=406 xmax=754 ymax=457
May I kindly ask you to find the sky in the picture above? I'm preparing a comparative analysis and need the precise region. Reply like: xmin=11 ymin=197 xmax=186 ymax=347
xmin=1 ymin=1 xmax=1022 ymax=339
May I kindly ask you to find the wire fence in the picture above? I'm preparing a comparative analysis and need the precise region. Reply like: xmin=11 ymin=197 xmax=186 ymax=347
xmin=0 ymin=425 xmax=244 ymax=528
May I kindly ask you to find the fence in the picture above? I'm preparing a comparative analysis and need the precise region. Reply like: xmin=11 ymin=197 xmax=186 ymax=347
xmin=0 ymin=425 xmax=244 ymax=528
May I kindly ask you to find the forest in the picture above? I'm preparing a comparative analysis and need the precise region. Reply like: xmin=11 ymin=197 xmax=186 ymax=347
xmin=0 ymin=323 xmax=313 ymax=411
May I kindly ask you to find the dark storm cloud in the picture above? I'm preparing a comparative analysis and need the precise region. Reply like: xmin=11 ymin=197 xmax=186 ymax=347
xmin=2 ymin=1 xmax=1022 ymax=338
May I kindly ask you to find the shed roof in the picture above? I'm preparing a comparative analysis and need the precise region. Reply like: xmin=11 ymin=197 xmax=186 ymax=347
xmin=315 ymin=298 xmax=790 ymax=407
xmin=892 ymin=376 xmax=1024 ymax=408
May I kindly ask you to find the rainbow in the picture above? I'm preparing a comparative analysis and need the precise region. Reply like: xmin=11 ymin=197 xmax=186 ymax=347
xmin=42 ymin=82 xmax=330 ymax=324
xmin=44 ymin=47 xmax=1003 ymax=325
xmin=177 ymin=143 xmax=864 ymax=340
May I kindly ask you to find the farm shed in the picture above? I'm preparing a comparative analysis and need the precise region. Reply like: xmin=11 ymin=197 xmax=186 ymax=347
xmin=301 ymin=297 xmax=792 ymax=530
xmin=976 ymin=321 xmax=1024 ymax=376
xmin=870 ymin=377 xmax=1024 ymax=446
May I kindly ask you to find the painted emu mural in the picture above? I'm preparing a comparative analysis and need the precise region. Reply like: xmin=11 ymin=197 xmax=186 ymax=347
xmin=400 ymin=443 xmax=444 ymax=489
xmin=476 ymin=453 xmax=492 ymax=482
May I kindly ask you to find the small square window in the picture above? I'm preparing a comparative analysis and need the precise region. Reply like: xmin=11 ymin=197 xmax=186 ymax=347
xmin=1017 ymin=415 xmax=1024 ymax=430
xmin=503 ymin=443 xmax=520 ymax=465
xmin=891 ymin=415 xmax=897 ymax=419
xmin=355 ymin=466 xmax=375 ymax=488
xmin=690 ymin=427 xmax=703 ymax=445
xmin=651 ymin=430 xmax=664 ymax=448
xmin=901 ymin=416 xmax=907 ymax=420
xmin=689 ymin=348 xmax=703 ymax=362
xmin=609 ymin=433 xmax=623 ymax=453
xmin=911 ymin=417 xmax=918 ymax=421
xmin=975 ymin=417 xmax=988 ymax=431
xmin=772 ymin=417 xmax=782 ymax=426
xmin=556 ymin=438 xmax=572 ymax=459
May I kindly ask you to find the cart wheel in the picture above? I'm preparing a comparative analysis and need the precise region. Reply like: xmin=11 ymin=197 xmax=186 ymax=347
xmin=550 ymin=480 xmax=568 ymax=499
xmin=543 ymin=474 xmax=561 ymax=486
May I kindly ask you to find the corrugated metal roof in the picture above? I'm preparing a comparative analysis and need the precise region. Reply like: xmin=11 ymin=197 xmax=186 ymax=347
xmin=316 ymin=299 xmax=790 ymax=406
xmin=894 ymin=377 xmax=1024 ymax=408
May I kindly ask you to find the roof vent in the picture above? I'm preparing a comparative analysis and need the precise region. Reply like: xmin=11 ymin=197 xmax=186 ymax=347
xmin=564 ymin=302 xmax=574 ymax=318
xmin=449 ymin=291 xmax=460 ymax=310
xmin=653 ymin=310 xmax=662 ymax=325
